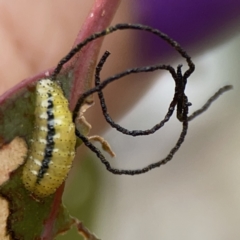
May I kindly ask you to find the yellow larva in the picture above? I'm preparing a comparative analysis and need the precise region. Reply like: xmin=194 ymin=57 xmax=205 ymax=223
xmin=22 ymin=79 xmax=76 ymax=198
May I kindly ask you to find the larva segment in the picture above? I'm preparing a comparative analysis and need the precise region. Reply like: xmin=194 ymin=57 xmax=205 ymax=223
xmin=22 ymin=79 xmax=76 ymax=198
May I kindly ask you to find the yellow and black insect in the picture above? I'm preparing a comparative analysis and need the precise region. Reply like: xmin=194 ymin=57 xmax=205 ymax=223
xmin=22 ymin=79 xmax=76 ymax=197
xmin=21 ymin=24 xmax=232 ymax=198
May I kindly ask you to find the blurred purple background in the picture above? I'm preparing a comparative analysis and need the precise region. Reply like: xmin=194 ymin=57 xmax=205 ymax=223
xmin=132 ymin=0 xmax=240 ymax=63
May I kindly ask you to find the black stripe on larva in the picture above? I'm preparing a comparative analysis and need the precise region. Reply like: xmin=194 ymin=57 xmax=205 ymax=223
xmin=36 ymin=93 xmax=55 ymax=183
